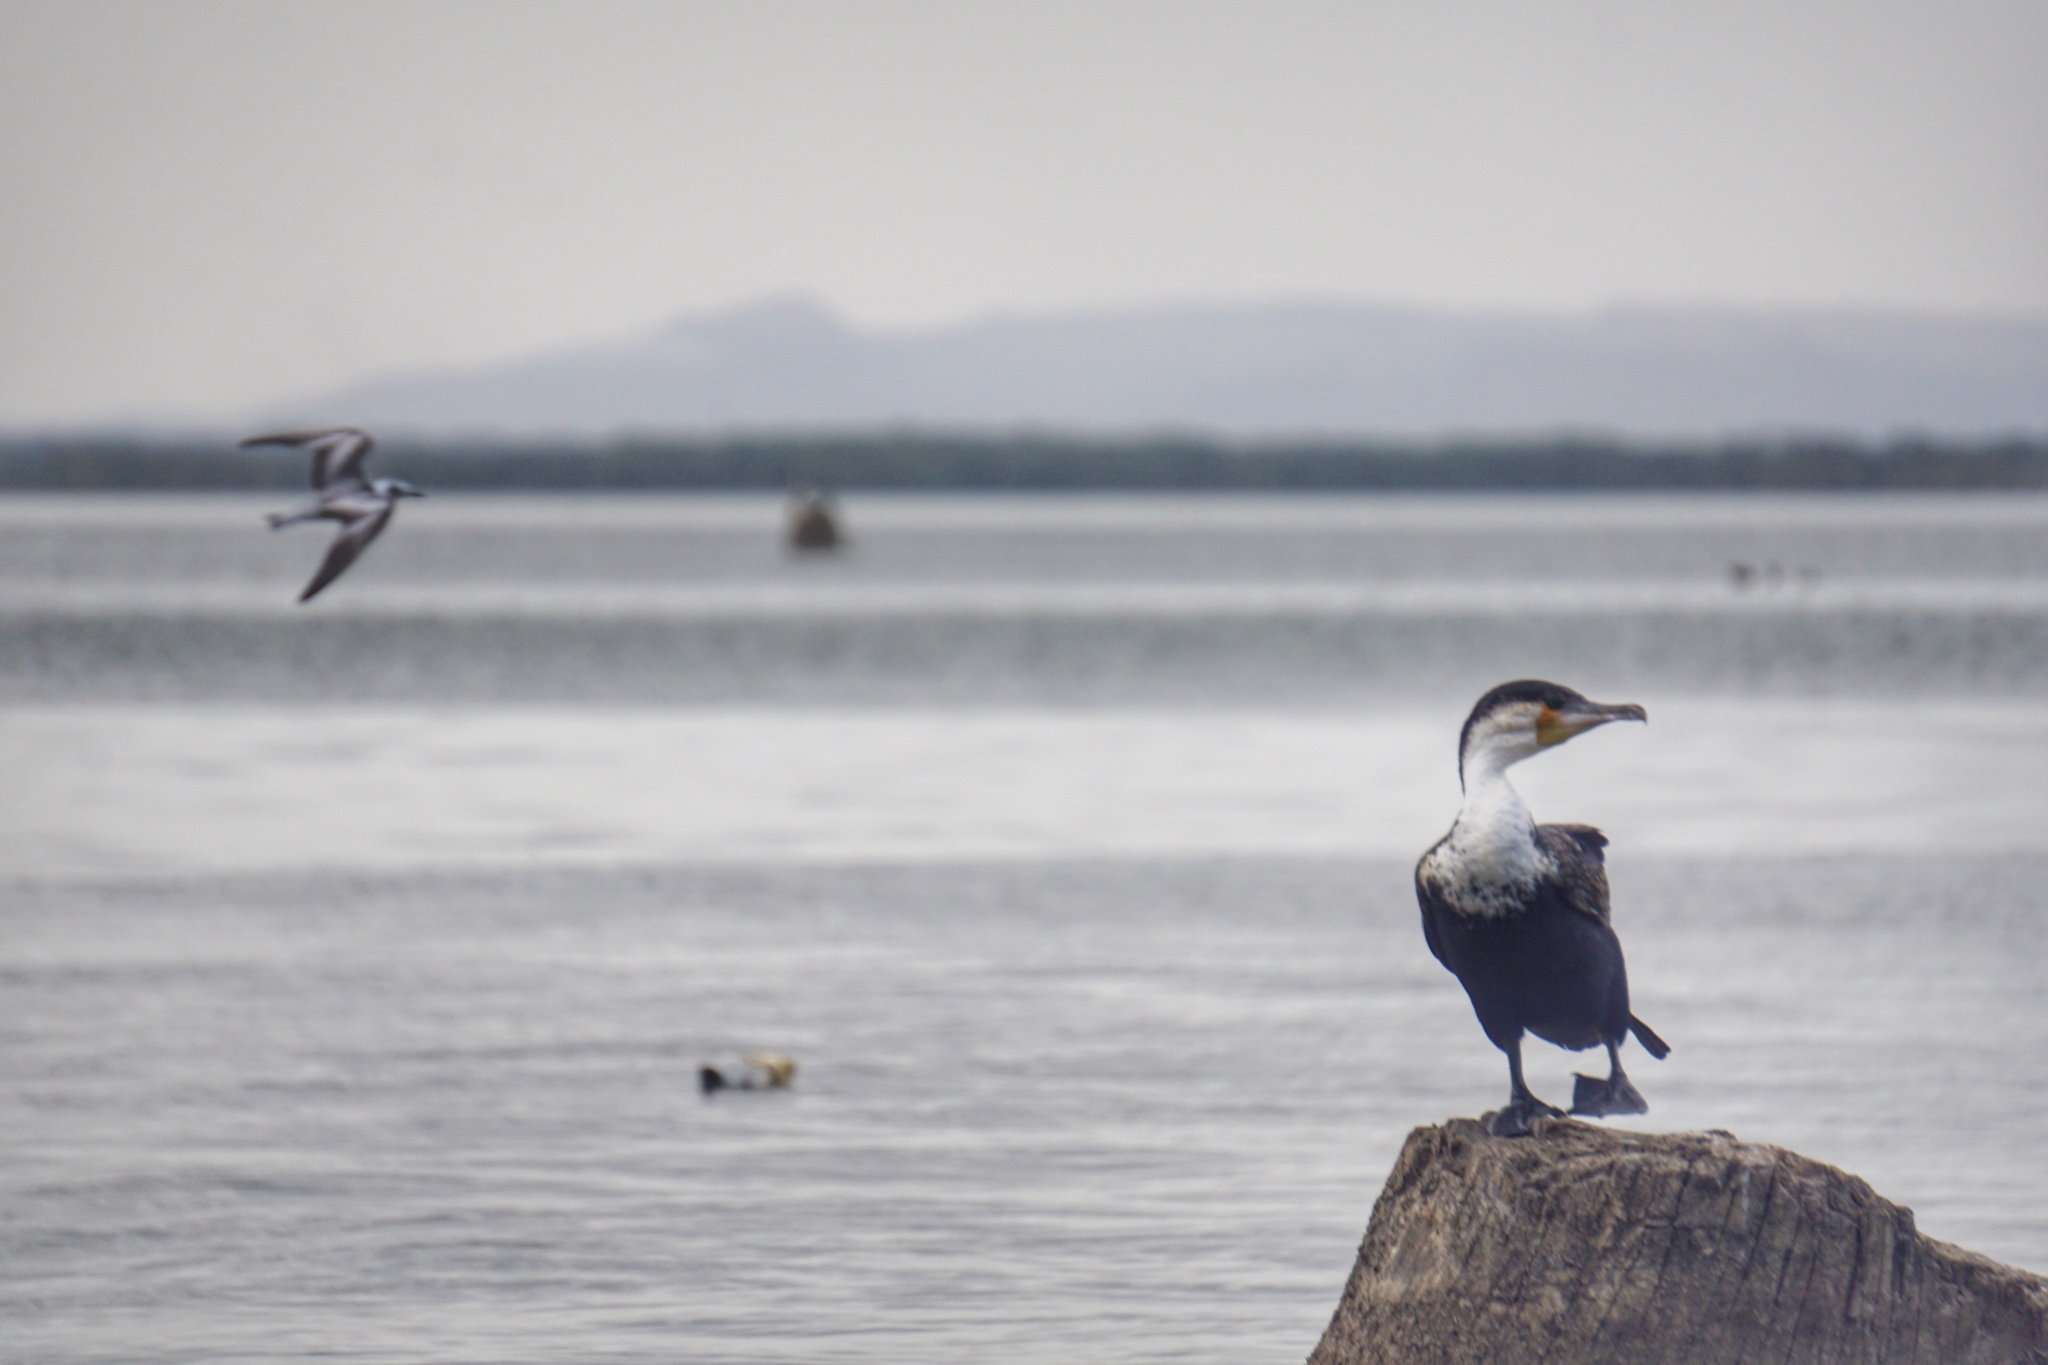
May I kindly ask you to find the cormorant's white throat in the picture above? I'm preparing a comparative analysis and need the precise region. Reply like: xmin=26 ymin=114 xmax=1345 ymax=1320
xmin=1422 ymin=772 xmax=1550 ymax=919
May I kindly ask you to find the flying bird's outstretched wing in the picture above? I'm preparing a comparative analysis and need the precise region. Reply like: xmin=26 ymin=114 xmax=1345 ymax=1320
xmin=241 ymin=428 xmax=376 ymax=491
xmin=298 ymin=504 xmax=395 ymax=602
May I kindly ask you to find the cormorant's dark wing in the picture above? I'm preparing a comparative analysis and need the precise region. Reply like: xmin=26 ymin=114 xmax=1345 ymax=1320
xmin=1535 ymin=823 xmax=1612 ymax=926
xmin=1413 ymin=845 xmax=1452 ymax=968
xmin=298 ymin=503 xmax=394 ymax=603
xmin=241 ymin=428 xmax=375 ymax=492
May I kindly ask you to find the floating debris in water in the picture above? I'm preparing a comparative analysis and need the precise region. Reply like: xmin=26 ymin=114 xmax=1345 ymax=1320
xmin=788 ymin=490 xmax=842 ymax=552
xmin=700 ymin=1052 xmax=797 ymax=1094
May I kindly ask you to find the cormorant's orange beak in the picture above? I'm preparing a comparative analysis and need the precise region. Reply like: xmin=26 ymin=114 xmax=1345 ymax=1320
xmin=1536 ymin=699 xmax=1647 ymax=748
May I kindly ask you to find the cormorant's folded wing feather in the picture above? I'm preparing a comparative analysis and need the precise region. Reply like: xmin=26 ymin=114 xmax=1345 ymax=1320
xmin=1546 ymin=822 xmax=1608 ymax=861
xmin=1536 ymin=823 xmax=1613 ymax=925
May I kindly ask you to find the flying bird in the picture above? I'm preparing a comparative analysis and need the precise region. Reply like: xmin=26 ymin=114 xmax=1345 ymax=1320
xmin=245 ymin=428 xmax=425 ymax=602
xmin=1415 ymin=680 xmax=1670 ymax=1137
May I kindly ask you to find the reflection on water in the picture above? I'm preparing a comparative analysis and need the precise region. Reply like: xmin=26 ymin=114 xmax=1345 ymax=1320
xmin=1 ymin=493 xmax=2045 ymax=1362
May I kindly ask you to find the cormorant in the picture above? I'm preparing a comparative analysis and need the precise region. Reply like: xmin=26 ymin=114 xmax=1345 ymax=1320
xmin=245 ymin=427 xmax=426 ymax=602
xmin=1415 ymin=679 xmax=1670 ymax=1137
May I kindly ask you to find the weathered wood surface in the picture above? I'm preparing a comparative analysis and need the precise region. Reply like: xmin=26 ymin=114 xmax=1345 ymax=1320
xmin=1310 ymin=1117 xmax=2048 ymax=1365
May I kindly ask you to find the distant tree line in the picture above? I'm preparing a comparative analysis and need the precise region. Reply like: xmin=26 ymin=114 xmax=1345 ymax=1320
xmin=3 ymin=430 xmax=2045 ymax=491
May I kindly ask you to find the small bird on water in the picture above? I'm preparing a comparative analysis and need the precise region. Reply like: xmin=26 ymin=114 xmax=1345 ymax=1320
xmin=245 ymin=427 xmax=425 ymax=602
xmin=1415 ymin=680 xmax=1671 ymax=1138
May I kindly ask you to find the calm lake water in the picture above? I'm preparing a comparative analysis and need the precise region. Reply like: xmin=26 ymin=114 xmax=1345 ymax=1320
xmin=3 ymin=493 xmax=2046 ymax=1363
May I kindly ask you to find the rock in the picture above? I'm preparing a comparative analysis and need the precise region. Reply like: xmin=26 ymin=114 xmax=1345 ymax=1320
xmin=1309 ymin=1117 xmax=2048 ymax=1365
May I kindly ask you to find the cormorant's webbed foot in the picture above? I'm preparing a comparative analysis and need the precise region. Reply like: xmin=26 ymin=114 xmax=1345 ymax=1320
xmin=1487 ymin=1094 xmax=1566 ymax=1138
xmin=1569 ymin=1069 xmax=1648 ymax=1118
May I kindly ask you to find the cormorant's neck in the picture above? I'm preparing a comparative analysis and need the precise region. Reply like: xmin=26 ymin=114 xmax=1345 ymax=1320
xmin=1445 ymin=763 xmax=1543 ymax=885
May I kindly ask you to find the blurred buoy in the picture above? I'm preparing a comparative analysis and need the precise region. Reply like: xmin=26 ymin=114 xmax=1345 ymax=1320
xmin=787 ymin=490 xmax=842 ymax=552
xmin=700 ymin=1052 xmax=797 ymax=1094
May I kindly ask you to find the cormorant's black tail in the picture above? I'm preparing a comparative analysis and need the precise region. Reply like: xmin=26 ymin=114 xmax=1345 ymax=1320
xmin=1629 ymin=1015 xmax=1671 ymax=1059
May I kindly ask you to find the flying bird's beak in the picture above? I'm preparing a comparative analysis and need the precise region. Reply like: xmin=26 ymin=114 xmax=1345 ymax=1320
xmin=1536 ymin=698 xmax=1647 ymax=748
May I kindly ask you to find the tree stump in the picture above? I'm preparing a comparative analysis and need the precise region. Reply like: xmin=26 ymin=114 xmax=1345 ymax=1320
xmin=1310 ymin=1117 xmax=2048 ymax=1365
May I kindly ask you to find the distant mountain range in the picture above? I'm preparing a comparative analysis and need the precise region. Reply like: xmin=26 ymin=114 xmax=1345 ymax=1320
xmin=282 ymin=298 xmax=2048 ymax=438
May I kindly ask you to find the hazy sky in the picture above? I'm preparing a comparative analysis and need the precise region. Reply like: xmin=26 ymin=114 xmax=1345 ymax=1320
xmin=3 ymin=0 xmax=2044 ymax=426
